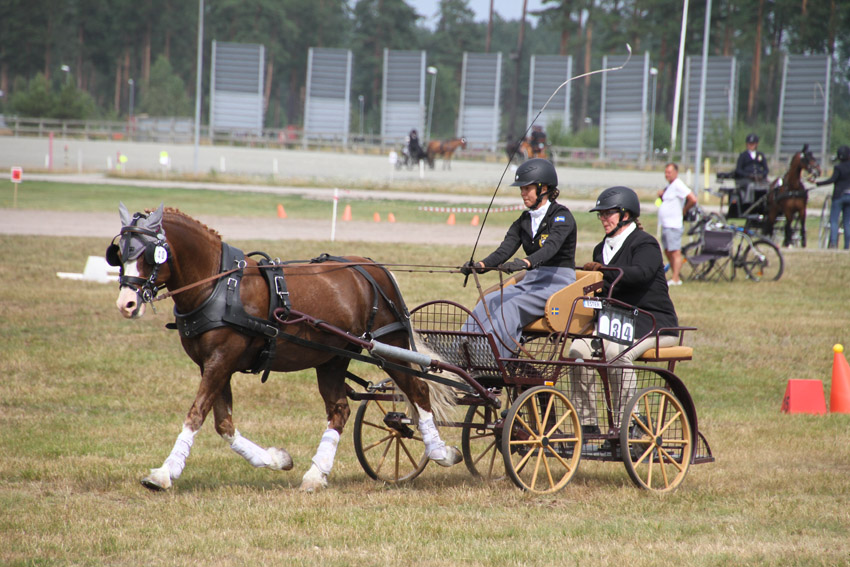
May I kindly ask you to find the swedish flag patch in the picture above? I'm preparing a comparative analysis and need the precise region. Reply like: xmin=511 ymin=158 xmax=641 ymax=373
xmin=554 ymin=215 xmax=566 ymax=223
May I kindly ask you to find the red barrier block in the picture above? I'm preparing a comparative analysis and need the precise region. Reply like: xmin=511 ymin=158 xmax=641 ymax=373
xmin=780 ymin=379 xmax=827 ymax=415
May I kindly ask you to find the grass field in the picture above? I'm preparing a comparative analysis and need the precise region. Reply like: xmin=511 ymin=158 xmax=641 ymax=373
xmin=2 ymin=184 xmax=850 ymax=566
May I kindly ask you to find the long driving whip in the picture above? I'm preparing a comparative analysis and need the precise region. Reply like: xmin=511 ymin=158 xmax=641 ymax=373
xmin=463 ymin=43 xmax=633 ymax=286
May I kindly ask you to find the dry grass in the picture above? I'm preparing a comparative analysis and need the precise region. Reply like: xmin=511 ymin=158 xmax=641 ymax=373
xmin=2 ymin=232 xmax=850 ymax=567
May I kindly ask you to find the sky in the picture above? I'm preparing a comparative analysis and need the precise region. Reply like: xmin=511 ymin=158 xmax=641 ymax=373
xmin=408 ymin=0 xmax=548 ymax=28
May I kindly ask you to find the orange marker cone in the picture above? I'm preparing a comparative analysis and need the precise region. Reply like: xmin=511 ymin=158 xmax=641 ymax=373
xmin=373 ymin=212 xmax=381 ymax=223
xmin=471 ymin=214 xmax=480 ymax=226
xmin=447 ymin=213 xmax=456 ymax=225
xmin=388 ymin=212 xmax=396 ymax=223
xmin=277 ymin=204 xmax=287 ymax=219
xmin=830 ymin=344 xmax=850 ymax=413
xmin=342 ymin=204 xmax=352 ymax=221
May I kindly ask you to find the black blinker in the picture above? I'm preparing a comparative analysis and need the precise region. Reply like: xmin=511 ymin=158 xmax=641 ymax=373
xmin=105 ymin=244 xmax=121 ymax=267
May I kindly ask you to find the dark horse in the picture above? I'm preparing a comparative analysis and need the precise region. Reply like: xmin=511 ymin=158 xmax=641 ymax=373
xmin=766 ymin=144 xmax=821 ymax=247
xmin=426 ymin=137 xmax=467 ymax=170
xmin=108 ymin=204 xmax=459 ymax=492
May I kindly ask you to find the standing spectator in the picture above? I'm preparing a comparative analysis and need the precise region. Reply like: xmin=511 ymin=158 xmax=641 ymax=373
xmin=658 ymin=163 xmax=697 ymax=285
xmin=816 ymin=145 xmax=850 ymax=249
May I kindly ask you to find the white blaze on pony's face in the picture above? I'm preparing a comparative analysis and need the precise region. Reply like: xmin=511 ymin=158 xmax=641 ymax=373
xmin=116 ymin=259 xmax=145 ymax=319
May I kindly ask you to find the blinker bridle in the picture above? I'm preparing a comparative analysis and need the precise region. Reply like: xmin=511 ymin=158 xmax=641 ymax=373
xmin=106 ymin=212 xmax=172 ymax=306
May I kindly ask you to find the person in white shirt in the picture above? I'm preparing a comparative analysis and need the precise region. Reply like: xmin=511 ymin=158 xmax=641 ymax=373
xmin=657 ymin=163 xmax=697 ymax=285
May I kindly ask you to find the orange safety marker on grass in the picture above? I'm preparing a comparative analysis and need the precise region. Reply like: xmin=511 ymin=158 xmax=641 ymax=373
xmin=342 ymin=205 xmax=352 ymax=221
xmin=830 ymin=344 xmax=850 ymax=414
xmin=277 ymin=204 xmax=287 ymax=219
xmin=447 ymin=213 xmax=456 ymax=225
xmin=388 ymin=212 xmax=396 ymax=223
xmin=471 ymin=214 xmax=480 ymax=226
xmin=780 ymin=380 xmax=826 ymax=415
xmin=373 ymin=212 xmax=381 ymax=223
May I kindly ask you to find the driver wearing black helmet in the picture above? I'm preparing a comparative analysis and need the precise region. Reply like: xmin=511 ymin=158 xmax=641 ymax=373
xmin=569 ymin=186 xmax=680 ymax=442
xmin=460 ymin=158 xmax=577 ymax=358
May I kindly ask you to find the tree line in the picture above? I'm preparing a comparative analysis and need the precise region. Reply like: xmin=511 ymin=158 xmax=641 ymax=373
xmin=1 ymin=0 xmax=848 ymax=150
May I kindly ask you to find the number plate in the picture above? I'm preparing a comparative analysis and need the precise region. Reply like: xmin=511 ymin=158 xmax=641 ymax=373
xmin=597 ymin=303 xmax=638 ymax=345
xmin=583 ymin=298 xmax=603 ymax=309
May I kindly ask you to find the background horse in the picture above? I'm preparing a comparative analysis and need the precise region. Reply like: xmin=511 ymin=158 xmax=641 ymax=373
xmin=109 ymin=204 xmax=460 ymax=492
xmin=426 ymin=137 xmax=467 ymax=170
xmin=766 ymin=144 xmax=821 ymax=247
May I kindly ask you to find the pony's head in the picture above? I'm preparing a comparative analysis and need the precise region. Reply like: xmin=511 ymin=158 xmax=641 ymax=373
xmin=459 ymin=137 xmax=467 ymax=149
xmin=107 ymin=203 xmax=172 ymax=319
xmin=799 ymin=144 xmax=821 ymax=182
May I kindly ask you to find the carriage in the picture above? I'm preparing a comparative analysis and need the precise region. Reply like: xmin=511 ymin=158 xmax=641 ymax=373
xmin=713 ymin=145 xmax=821 ymax=248
xmin=109 ymin=205 xmax=713 ymax=495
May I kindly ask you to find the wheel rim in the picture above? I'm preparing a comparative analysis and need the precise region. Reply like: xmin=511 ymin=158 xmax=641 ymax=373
xmin=353 ymin=388 xmax=427 ymax=483
xmin=743 ymin=239 xmax=783 ymax=281
xmin=620 ymin=387 xmax=692 ymax=492
xmin=462 ymin=398 xmax=507 ymax=481
xmin=501 ymin=386 xmax=581 ymax=494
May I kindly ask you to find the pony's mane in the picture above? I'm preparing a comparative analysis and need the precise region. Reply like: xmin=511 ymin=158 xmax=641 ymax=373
xmin=150 ymin=207 xmax=222 ymax=240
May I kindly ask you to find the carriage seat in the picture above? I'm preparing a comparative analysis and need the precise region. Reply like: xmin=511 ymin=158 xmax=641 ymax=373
xmin=636 ymin=345 xmax=693 ymax=363
xmin=523 ymin=270 xmax=603 ymax=335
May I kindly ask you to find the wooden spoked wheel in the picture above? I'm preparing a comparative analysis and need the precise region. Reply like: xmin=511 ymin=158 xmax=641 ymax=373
xmin=620 ymin=387 xmax=693 ymax=492
xmin=352 ymin=381 xmax=427 ymax=483
xmin=501 ymin=386 xmax=581 ymax=494
xmin=461 ymin=391 xmax=508 ymax=481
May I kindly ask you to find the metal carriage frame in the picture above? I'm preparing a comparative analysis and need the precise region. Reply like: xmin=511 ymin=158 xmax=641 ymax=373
xmin=274 ymin=272 xmax=714 ymax=494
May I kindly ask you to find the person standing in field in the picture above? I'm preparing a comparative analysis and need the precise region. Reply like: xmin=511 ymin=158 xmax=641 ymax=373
xmin=658 ymin=163 xmax=697 ymax=286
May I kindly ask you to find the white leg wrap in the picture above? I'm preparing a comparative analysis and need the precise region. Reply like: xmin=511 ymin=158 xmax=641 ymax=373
xmin=417 ymin=409 xmax=447 ymax=461
xmin=228 ymin=430 xmax=273 ymax=468
xmin=163 ymin=427 xmax=196 ymax=480
xmin=417 ymin=407 xmax=462 ymax=467
xmin=311 ymin=429 xmax=340 ymax=475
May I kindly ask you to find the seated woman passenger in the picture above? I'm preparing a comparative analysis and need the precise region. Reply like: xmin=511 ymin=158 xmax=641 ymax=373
xmin=460 ymin=159 xmax=577 ymax=358
xmin=569 ymin=186 xmax=680 ymax=437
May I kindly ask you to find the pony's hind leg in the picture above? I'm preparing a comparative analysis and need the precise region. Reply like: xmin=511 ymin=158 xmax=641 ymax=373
xmin=391 ymin=369 xmax=462 ymax=468
xmin=213 ymin=383 xmax=293 ymax=472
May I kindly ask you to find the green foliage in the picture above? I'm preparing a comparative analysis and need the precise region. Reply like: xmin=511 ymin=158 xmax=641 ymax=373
xmin=139 ymin=56 xmax=193 ymax=117
xmin=9 ymin=74 xmax=54 ymax=117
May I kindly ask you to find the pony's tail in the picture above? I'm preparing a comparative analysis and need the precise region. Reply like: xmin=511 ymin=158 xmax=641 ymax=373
xmin=408 ymin=331 xmax=460 ymax=424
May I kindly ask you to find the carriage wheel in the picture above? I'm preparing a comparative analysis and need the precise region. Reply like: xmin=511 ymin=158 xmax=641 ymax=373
xmin=461 ymin=388 xmax=510 ymax=481
xmin=501 ymin=386 xmax=581 ymax=494
xmin=818 ymin=198 xmax=831 ymax=249
xmin=620 ymin=387 xmax=692 ymax=492
xmin=740 ymin=238 xmax=783 ymax=281
xmin=352 ymin=381 xmax=427 ymax=484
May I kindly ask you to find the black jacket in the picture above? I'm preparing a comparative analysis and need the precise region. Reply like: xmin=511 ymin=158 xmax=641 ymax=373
xmin=735 ymin=150 xmax=769 ymax=180
xmin=482 ymin=201 xmax=576 ymax=269
xmin=592 ymin=228 xmax=678 ymax=338
xmin=816 ymin=160 xmax=850 ymax=201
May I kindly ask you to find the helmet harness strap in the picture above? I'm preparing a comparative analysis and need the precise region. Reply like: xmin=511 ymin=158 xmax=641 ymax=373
xmin=605 ymin=210 xmax=634 ymax=238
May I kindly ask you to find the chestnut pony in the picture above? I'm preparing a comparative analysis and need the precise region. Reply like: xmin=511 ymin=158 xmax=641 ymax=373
xmin=109 ymin=204 xmax=459 ymax=492
xmin=426 ymin=137 xmax=467 ymax=170
xmin=766 ymin=144 xmax=821 ymax=247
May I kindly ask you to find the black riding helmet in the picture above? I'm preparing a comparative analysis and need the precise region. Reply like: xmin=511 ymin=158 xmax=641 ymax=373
xmin=511 ymin=158 xmax=559 ymax=208
xmin=837 ymin=145 xmax=850 ymax=162
xmin=746 ymin=133 xmax=759 ymax=144
xmin=590 ymin=186 xmax=641 ymax=237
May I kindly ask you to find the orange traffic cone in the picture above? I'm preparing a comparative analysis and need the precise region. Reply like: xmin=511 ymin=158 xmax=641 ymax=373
xmin=388 ymin=212 xmax=396 ymax=223
xmin=342 ymin=204 xmax=352 ymax=221
xmin=471 ymin=214 xmax=480 ymax=226
xmin=277 ymin=204 xmax=287 ymax=219
xmin=373 ymin=212 xmax=381 ymax=223
xmin=447 ymin=213 xmax=456 ymax=225
xmin=830 ymin=344 xmax=850 ymax=413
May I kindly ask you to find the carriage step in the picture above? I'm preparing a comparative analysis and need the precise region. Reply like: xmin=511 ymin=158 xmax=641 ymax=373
xmin=384 ymin=412 xmax=415 ymax=438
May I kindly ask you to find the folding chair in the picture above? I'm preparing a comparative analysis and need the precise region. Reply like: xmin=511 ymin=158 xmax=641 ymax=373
xmin=684 ymin=228 xmax=735 ymax=281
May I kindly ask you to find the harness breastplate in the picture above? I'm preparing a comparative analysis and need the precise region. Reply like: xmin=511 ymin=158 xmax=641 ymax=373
xmin=173 ymin=243 xmax=244 ymax=338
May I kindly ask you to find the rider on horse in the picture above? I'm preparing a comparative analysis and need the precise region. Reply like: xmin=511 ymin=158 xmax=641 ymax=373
xmin=407 ymin=129 xmax=426 ymax=162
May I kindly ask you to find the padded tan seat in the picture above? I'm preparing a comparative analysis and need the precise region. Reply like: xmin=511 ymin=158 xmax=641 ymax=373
xmin=637 ymin=345 xmax=693 ymax=362
xmin=522 ymin=270 xmax=603 ymax=335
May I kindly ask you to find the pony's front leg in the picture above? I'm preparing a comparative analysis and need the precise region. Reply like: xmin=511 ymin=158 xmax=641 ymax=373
xmin=416 ymin=406 xmax=462 ymax=467
xmin=300 ymin=360 xmax=348 ymax=492
xmin=141 ymin=425 xmax=197 ymax=491
xmin=212 ymin=389 xmax=294 ymax=472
